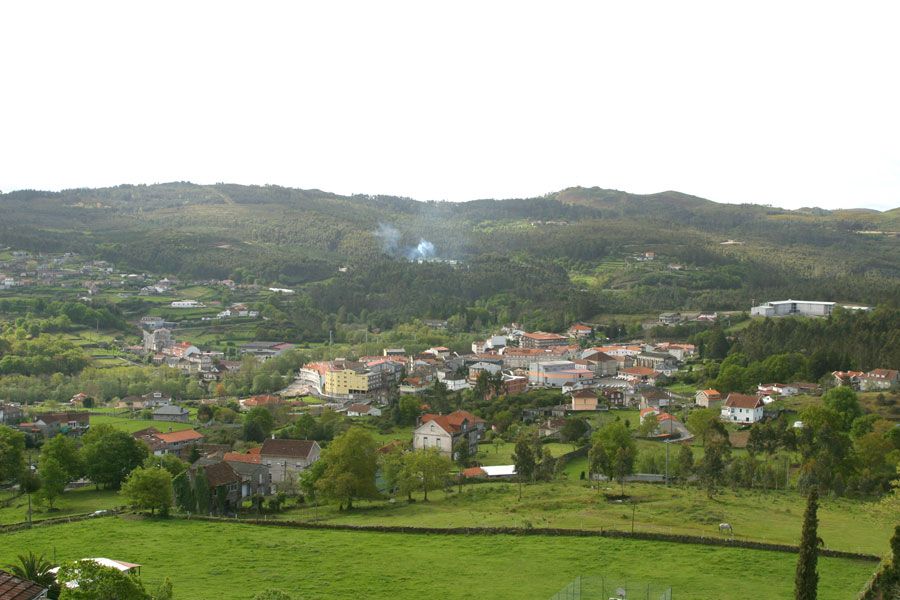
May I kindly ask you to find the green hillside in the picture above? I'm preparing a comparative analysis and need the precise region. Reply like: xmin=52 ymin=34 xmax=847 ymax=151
xmin=1 ymin=183 xmax=897 ymax=334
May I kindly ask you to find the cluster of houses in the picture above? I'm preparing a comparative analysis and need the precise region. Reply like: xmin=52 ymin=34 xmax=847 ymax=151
xmin=139 ymin=314 xmax=294 ymax=381
xmin=166 ymin=431 xmax=321 ymax=511
xmin=832 ymin=368 xmax=900 ymax=391
xmin=290 ymin=326 xmax=699 ymax=433
xmin=8 ymin=410 xmax=91 ymax=438
xmin=0 ymin=251 xmax=115 ymax=292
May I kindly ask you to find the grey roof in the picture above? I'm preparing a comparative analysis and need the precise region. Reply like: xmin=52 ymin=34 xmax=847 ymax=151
xmin=153 ymin=404 xmax=189 ymax=415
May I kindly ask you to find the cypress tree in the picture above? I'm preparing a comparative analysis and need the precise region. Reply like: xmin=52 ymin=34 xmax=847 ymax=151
xmin=795 ymin=486 xmax=819 ymax=600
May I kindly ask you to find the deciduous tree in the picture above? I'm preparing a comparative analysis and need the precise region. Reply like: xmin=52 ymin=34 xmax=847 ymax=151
xmin=120 ymin=467 xmax=174 ymax=516
xmin=316 ymin=427 xmax=379 ymax=509
xmin=81 ymin=425 xmax=149 ymax=489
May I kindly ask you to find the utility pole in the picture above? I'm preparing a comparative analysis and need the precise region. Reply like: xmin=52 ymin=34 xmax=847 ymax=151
xmin=664 ymin=440 xmax=670 ymax=486
xmin=631 ymin=502 xmax=636 ymax=533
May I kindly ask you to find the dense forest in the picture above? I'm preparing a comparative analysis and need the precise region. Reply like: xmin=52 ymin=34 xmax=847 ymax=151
xmin=1 ymin=183 xmax=898 ymax=333
xmin=685 ymin=307 xmax=900 ymax=393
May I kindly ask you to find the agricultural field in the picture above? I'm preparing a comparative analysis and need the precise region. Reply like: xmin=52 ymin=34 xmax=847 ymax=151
xmin=0 ymin=486 xmax=121 ymax=525
xmin=89 ymin=414 xmax=196 ymax=433
xmin=0 ymin=517 xmax=877 ymax=599
xmin=282 ymin=480 xmax=895 ymax=556
xmin=477 ymin=441 xmax=576 ymax=466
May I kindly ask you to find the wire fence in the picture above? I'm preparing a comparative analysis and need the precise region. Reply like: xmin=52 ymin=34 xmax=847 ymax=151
xmin=549 ymin=576 xmax=672 ymax=600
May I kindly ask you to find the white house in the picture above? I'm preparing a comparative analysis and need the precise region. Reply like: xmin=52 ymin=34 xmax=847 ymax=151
xmin=346 ymin=403 xmax=382 ymax=417
xmin=439 ymin=375 xmax=470 ymax=392
xmin=171 ymin=300 xmax=204 ymax=308
xmin=757 ymin=383 xmax=798 ymax=396
xmin=413 ymin=410 xmax=484 ymax=458
xmin=720 ymin=393 xmax=765 ymax=424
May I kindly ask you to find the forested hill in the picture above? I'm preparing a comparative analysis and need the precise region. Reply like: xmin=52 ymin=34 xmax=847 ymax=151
xmin=0 ymin=182 xmax=897 ymax=328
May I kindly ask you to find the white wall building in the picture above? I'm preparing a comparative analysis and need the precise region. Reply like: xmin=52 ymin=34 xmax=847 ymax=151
xmin=750 ymin=300 xmax=870 ymax=318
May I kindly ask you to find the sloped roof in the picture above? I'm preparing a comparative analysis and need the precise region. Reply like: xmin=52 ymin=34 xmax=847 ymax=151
xmin=260 ymin=438 xmax=318 ymax=459
xmin=0 ymin=568 xmax=47 ymax=600
xmin=35 ymin=411 xmax=89 ymax=424
xmin=152 ymin=404 xmax=188 ymax=415
xmin=724 ymin=393 xmax=763 ymax=409
xmin=523 ymin=331 xmax=566 ymax=340
xmin=622 ymin=366 xmax=656 ymax=376
xmin=224 ymin=451 xmax=261 ymax=464
xmin=866 ymin=368 xmax=899 ymax=379
xmin=155 ymin=429 xmax=205 ymax=444
xmin=203 ymin=461 xmax=241 ymax=488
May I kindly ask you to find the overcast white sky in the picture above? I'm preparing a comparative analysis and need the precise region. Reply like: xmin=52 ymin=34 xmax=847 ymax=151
xmin=1 ymin=1 xmax=898 ymax=210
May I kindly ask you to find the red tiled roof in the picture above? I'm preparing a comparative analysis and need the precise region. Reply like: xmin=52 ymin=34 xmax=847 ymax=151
xmin=155 ymin=429 xmax=205 ymax=444
xmin=622 ymin=366 xmax=656 ymax=376
xmin=0 ymin=568 xmax=47 ymax=600
xmin=569 ymin=389 xmax=597 ymax=399
xmin=420 ymin=414 xmax=460 ymax=433
xmin=866 ymin=369 xmax=899 ymax=379
xmin=724 ymin=393 xmax=763 ymax=409
xmin=420 ymin=410 xmax=485 ymax=434
xmin=224 ymin=451 xmax=261 ymax=464
xmin=461 ymin=467 xmax=487 ymax=478
xmin=700 ymin=389 xmax=721 ymax=396
xmin=523 ymin=332 xmax=567 ymax=340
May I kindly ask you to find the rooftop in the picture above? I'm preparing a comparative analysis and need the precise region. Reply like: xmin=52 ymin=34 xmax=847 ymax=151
xmin=0 ymin=568 xmax=47 ymax=600
xmin=155 ymin=429 xmax=205 ymax=444
xmin=260 ymin=438 xmax=318 ymax=459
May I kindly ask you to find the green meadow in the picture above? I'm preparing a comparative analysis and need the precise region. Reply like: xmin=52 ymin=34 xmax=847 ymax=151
xmin=278 ymin=481 xmax=895 ymax=557
xmin=0 ymin=517 xmax=877 ymax=600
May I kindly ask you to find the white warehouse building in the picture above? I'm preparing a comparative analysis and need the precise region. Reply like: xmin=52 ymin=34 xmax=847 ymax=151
xmin=750 ymin=300 xmax=870 ymax=318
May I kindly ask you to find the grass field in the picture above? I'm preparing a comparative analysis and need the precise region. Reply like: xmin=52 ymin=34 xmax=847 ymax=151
xmin=282 ymin=480 xmax=895 ymax=556
xmin=0 ymin=517 xmax=876 ymax=600
xmin=0 ymin=486 xmax=121 ymax=525
xmin=477 ymin=441 xmax=577 ymax=466
xmin=89 ymin=414 xmax=196 ymax=433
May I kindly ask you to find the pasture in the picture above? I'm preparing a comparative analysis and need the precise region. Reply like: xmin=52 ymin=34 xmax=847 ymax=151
xmin=89 ymin=414 xmax=196 ymax=433
xmin=0 ymin=486 xmax=120 ymax=525
xmin=0 ymin=517 xmax=876 ymax=600
xmin=281 ymin=480 xmax=895 ymax=556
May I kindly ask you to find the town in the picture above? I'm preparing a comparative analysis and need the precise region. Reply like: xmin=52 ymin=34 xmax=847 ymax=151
xmin=0 ymin=245 xmax=898 ymax=599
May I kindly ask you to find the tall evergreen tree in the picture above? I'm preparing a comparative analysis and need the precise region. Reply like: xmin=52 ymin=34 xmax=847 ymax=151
xmin=795 ymin=487 xmax=819 ymax=600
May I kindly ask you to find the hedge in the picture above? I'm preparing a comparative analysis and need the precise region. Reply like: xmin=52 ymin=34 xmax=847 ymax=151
xmin=177 ymin=515 xmax=880 ymax=562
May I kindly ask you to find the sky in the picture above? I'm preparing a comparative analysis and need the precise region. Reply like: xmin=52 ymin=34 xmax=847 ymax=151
xmin=1 ymin=1 xmax=898 ymax=210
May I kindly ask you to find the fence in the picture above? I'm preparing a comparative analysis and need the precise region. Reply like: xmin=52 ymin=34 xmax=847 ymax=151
xmin=549 ymin=576 xmax=672 ymax=600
